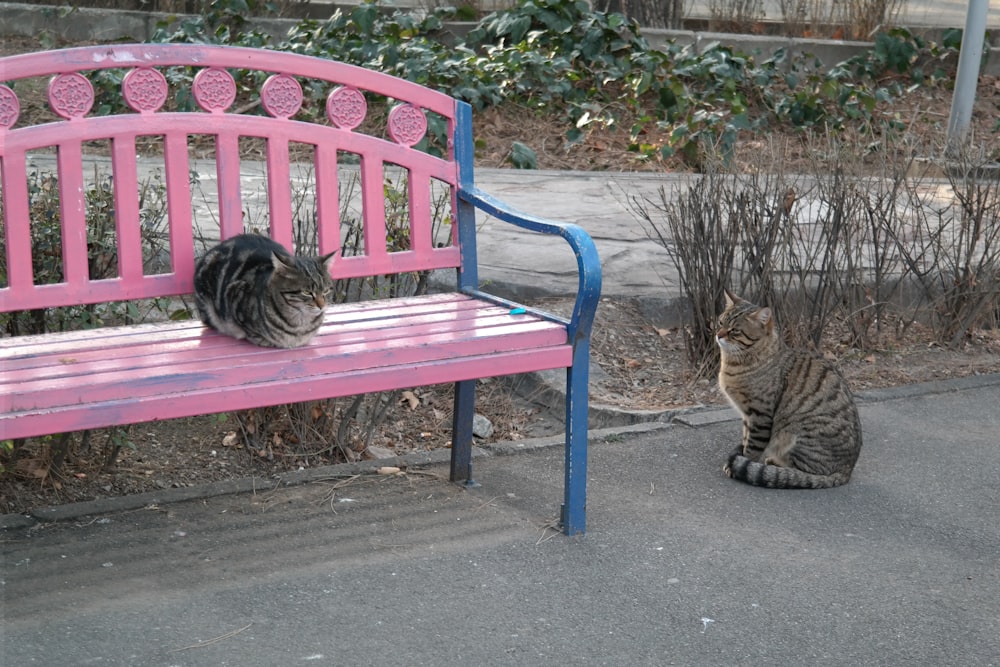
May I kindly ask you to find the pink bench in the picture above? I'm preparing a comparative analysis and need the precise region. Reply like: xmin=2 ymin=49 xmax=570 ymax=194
xmin=0 ymin=44 xmax=601 ymax=534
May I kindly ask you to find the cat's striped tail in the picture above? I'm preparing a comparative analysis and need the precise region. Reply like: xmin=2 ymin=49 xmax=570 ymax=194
xmin=724 ymin=454 xmax=851 ymax=489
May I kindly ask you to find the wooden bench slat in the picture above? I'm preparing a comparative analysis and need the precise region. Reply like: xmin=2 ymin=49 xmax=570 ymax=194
xmin=163 ymin=132 xmax=197 ymax=285
xmin=314 ymin=143 xmax=343 ymax=255
xmin=0 ymin=152 xmax=34 ymax=293
xmin=266 ymin=136 xmax=294 ymax=248
xmin=3 ymin=325 xmax=567 ymax=413
xmin=2 ymin=346 xmax=566 ymax=442
xmin=111 ymin=135 xmax=146 ymax=282
xmin=3 ymin=318 xmax=569 ymax=418
xmin=1 ymin=294 xmax=489 ymax=354
xmin=3 ymin=304 xmax=550 ymax=379
xmin=57 ymin=141 xmax=91 ymax=286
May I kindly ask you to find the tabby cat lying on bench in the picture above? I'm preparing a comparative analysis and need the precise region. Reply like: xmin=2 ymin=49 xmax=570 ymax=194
xmin=194 ymin=234 xmax=337 ymax=348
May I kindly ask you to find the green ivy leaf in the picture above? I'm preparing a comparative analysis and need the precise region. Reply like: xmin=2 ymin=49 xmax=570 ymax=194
xmin=508 ymin=141 xmax=538 ymax=169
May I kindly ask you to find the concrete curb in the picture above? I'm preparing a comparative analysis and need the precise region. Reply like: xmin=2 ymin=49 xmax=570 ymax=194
xmin=0 ymin=421 xmax=673 ymax=530
xmin=4 ymin=373 xmax=995 ymax=530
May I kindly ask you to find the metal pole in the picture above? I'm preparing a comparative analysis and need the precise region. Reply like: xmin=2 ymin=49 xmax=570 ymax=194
xmin=945 ymin=0 xmax=989 ymax=157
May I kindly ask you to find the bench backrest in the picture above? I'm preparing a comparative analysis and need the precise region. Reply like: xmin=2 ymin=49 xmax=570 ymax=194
xmin=1 ymin=44 xmax=476 ymax=313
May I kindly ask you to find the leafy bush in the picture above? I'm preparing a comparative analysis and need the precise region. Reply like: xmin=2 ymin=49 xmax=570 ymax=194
xmin=137 ymin=0 xmax=964 ymax=169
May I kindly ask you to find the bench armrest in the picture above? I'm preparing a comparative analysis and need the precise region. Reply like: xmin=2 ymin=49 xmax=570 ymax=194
xmin=457 ymin=185 xmax=602 ymax=344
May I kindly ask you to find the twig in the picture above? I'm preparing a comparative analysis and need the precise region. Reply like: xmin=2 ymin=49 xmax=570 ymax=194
xmin=168 ymin=623 xmax=252 ymax=652
xmin=535 ymin=517 xmax=561 ymax=545
xmin=318 ymin=474 xmax=362 ymax=506
xmin=474 ymin=496 xmax=500 ymax=513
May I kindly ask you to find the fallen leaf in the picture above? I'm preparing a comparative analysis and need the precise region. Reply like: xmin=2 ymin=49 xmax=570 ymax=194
xmin=625 ymin=358 xmax=643 ymax=369
xmin=400 ymin=390 xmax=419 ymax=410
xmin=222 ymin=432 xmax=239 ymax=447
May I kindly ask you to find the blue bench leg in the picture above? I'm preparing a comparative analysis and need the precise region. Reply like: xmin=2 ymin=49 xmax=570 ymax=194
xmin=450 ymin=379 xmax=476 ymax=486
xmin=561 ymin=339 xmax=590 ymax=536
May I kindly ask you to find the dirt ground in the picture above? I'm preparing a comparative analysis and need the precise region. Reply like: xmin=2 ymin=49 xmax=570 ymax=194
xmin=1 ymin=36 xmax=999 ymax=516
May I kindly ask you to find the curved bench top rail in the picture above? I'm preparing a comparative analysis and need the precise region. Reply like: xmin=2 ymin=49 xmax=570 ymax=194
xmin=0 ymin=44 xmax=458 ymax=119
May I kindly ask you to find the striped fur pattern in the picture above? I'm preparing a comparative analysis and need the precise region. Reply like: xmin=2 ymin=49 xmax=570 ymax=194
xmin=716 ymin=291 xmax=862 ymax=489
xmin=194 ymin=234 xmax=336 ymax=348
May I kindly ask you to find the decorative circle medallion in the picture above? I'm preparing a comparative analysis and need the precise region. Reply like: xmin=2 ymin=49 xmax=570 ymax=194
xmin=261 ymin=74 xmax=303 ymax=119
xmin=49 ymin=73 xmax=94 ymax=120
xmin=326 ymin=86 xmax=367 ymax=130
xmin=387 ymin=104 xmax=427 ymax=147
xmin=0 ymin=85 xmax=20 ymax=128
xmin=193 ymin=68 xmax=237 ymax=112
xmin=123 ymin=68 xmax=169 ymax=113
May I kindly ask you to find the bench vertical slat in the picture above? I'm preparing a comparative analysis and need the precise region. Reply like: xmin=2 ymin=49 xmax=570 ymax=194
xmin=56 ymin=141 xmax=90 ymax=286
xmin=111 ymin=135 xmax=145 ymax=282
xmin=163 ymin=133 xmax=195 ymax=286
xmin=408 ymin=167 xmax=433 ymax=256
xmin=266 ymin=136 xmax=293 ymax=248
xmin=1 ymin=151 xmax=35 ymax=294
xmin=314 ymin=143 xmax=342 ymax=256
xmin=360 ymin=154 xmax=388 ymax=260
xmin=216 ymin=131 xmax=244 ymax=239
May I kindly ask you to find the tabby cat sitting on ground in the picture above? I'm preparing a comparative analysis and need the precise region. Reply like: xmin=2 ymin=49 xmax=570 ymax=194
xmin=194 ymin=234 xmax=336 ymax=348
xmin=715 ymin=291 xmax=862 ymax=489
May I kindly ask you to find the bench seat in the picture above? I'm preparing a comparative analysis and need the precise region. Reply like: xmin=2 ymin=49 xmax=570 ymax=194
xmin=1 ymin=294 xmax=571 ymax=440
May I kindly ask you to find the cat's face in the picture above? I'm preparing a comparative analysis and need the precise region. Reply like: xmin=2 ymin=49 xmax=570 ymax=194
xmin=272 ymin=253 xmax=335 ymax=312
xmin=716 ymin=292 xmax=774 ymax=356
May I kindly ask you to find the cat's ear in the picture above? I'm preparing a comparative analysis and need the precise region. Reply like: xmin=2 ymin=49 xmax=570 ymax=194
xmin=755 ymin=307 xmax=774 ymax=332
xmin=723 ymin=289 xmax=740 ymax=308
xmin=271 ymin=252 xmax=296 ymax=273
xmin=320 ymin=249 xmax=339 ymax=267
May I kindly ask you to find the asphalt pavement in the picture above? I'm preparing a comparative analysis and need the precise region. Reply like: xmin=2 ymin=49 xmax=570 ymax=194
xmin=3 ymin=373 xmax=999 ymax=666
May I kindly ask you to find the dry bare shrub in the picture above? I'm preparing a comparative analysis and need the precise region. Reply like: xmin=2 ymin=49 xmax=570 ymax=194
xmin=890 ymin=144 xmax=1000 ymax=345
xmin=629 ymin=131 xmax=1000 ymax=377
xmin=707 ymin=0 xmax=765 ymax=33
